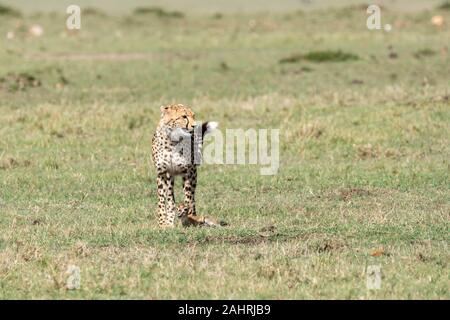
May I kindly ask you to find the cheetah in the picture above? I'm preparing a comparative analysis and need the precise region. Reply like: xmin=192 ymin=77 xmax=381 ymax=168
xmin=151 ymin=104 xmax=220 ymax=228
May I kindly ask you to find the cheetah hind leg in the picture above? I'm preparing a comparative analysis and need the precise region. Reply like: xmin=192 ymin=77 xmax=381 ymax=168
xmin=177 ymin=204 xmax=226 ymax=227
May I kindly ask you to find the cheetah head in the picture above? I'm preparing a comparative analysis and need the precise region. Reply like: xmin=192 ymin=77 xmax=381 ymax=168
xmin=160 ymin=104 xmax=196 ymax=132
xmin=160 ymin=104 xmax=218 ymax=141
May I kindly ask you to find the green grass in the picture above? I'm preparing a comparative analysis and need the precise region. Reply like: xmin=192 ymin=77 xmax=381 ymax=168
xmin=438 ymin=1 xmax=450 ymax=10
xmin=0 ymin=3 xmax=21 ymax=17
xmin=0 ymin=2 xmax=449 ymax=299
xmin=280 ymin=50 xmax=360 ymax=63
xmin=133 ymin=7 xmax=185 ymax=18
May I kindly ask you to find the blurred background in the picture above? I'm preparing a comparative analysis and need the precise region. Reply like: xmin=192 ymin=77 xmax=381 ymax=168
xmin=0 ymin=0 xmax=445 ymax=13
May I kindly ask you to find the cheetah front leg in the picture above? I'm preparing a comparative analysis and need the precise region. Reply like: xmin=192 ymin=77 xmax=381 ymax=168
xmin=156 ymin=173 xmax=176 ymax=228
xmin=165 ymin=173 xmax=177 ymax=227
xmin=180 ymin=168 xmax=220 ymax=227
xmin=156 ymin=174 xmax=167 ymax=227
xmin=182 ymin=168 xmax=197 ymax=217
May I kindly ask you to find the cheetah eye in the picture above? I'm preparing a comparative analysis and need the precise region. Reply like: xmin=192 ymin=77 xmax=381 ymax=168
xmin=183 ymin=115 xmax=188 ymax=119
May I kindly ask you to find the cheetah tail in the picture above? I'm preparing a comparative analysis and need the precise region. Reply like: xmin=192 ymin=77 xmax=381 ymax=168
xmin=201 ymin=121 xmax=218 ymax=139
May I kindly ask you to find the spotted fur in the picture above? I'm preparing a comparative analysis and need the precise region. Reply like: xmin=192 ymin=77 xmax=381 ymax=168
xmin=151 ymin=104 xmax=219 ymax=228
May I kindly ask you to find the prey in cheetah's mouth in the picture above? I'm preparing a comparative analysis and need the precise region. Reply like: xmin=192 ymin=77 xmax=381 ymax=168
xmin=169 ymin=127 xmax=192 ymax=142
xmin=169 ymin=121 xmax=218 ymax=142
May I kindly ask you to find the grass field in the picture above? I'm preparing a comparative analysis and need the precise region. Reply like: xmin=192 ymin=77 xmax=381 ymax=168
xmin=0 ymin=1 xmax=449 ymax=299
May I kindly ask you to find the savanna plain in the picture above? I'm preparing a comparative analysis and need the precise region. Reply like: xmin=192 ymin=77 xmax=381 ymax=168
xmin=0 ymin=1 xmax=449 ymax=299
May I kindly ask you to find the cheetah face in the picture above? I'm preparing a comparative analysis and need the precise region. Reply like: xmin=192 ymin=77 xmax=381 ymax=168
xmin=160 ymin=104 xmax=196 ymax=132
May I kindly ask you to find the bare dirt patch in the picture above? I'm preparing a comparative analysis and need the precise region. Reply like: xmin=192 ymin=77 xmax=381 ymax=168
xmin=26 ymin=52 xmax=198 ymax=61
xmin=192 ymin=230 xmax=309 ymax=245
xmin=27 ymin=53 xmax=157 ymax=61
xmin=337 ymin=188 xmax=371 ymax=201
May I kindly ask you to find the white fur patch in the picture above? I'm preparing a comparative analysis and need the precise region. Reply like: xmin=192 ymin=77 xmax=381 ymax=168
xmin=206 ymin=121 xmax=218 ymax=134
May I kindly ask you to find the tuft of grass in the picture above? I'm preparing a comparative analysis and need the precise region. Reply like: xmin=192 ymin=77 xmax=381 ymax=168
xmin=83 ymin=7 xmax=107 ymax=16
xmin=280 ymin=50 xmax=359 ymax=63
xmin=414 ymin=48 xmax=437 ymax=58
xmin=0 ymin=3 xmax=21 ymax=16
xmin=438 ymin=1 xmax=450 ymax=10
xmin=133 ymin=7 xmax=184 ymax=18
xmin=43 ymin=159 xmax=60 ymax=170
xmin=212 ymin=12 xmax=223 ymax=19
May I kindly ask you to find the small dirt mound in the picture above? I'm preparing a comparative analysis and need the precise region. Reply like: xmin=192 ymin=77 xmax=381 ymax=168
xmin=312 ymin=238 xmax=346 ymax=253
xmin=0 ymin=73 xmax=42 ymax=92
xmin=0 ymin=157 xmax=31 ymax=170
xmin=337 ymin=188 xmax=371 ymax=201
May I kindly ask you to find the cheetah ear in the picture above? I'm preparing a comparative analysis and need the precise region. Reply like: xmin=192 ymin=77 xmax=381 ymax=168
xmin=160 ymin=105 xmax=169 ymax=117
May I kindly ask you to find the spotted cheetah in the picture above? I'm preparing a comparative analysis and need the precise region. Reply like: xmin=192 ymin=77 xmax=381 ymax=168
xmin=151 ymin=104 xmax=219 ymax=228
